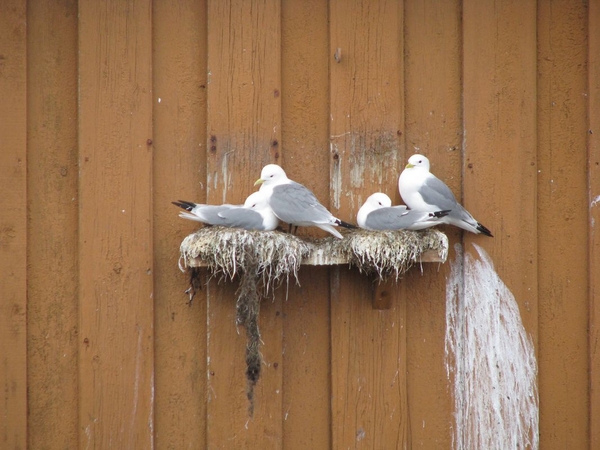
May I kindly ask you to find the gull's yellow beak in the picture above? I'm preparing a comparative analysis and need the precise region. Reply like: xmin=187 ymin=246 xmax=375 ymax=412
xmin=406 ymin=163 xmax=414 ymax=169
xmin=254 ymin=178 xmax=264 ymax=186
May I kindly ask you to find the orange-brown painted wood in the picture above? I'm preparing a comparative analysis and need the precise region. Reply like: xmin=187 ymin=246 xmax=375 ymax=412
xmin=205 ymin=0 xmax=283 ymax=447
xmin=0 ymin=1 xmax=27 ymax=448
xmin=282 ymin=269 xmax=332 ymax=448
xmin=281 ymin=0 xmax=332 ymax=447
xmin=4 ymin=1 xmax=600 ymax=448
xmin=538 ymin=1 xmax=590 ymax=447
xmin=329 ymin=0 xmax=408 ymax=447
xmin=78 ymin=1 xmax=154 ymax=447
xmin=153 ymin=1 xmax=209 ymax=448
xmin=403 ymin=1 xmax=462 ymax=446
xmin=463 ymin=0 xmax=538 ymax=333
xmin=26 ymin=1 xmax=79 ymax=448
xmin=462 ymin=0 xmax=539 ymax=445
xmin=590 ymin=1 xmax=600 ymax=447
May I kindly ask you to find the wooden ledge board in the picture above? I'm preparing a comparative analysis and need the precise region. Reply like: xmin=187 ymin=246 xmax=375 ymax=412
xmin=186 ymin=248 xmax=445 ymax=268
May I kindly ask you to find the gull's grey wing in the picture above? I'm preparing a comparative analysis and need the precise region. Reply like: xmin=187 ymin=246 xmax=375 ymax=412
xmin=217 ymin=208 xmax=265 ymax=230
xmin=270 ymin=182 xmax=333 ymax=225
xmin=365 ymin=206 xmax=414 ymax=230
xmin=172 ymin=202 xmax=236 ymax=224
xmin=196 ymin=205 xmax=235 ymax=224
xmin=418 ymin=176 xmax=460 ymax=210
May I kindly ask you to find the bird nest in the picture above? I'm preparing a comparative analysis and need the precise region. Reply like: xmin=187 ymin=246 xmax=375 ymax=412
xmin=333 ymin=228 xmax=448 ymax=281
xmin=178 ymin=226 xmax=447 ymax=415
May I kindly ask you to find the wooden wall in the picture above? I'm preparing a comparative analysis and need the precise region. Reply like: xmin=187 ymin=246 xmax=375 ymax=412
xmin=0 ymin=0 xmax=598 ymax=448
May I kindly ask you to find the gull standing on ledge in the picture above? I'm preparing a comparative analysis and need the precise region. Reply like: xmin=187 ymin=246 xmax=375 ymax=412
xmin=255 ymin=164 xmax=355 ymax=239
xmin=172 ymin=191 xmax=279 ymax=231
xmin=357 ymin=193 xmax=450 ymax=231
xmin=398 ymin=154 xmax=493 ymax=237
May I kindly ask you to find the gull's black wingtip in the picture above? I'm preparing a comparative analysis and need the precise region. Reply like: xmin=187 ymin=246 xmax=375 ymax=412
xmin=172 ymin=200 xmax=195 ymax=211
xmin=337 ymin=220 xmax=358 ymax=230
xmin=432 ymin=210 xmax=452 ymax=219
xmin=477 ymin=223 xmax=494 ymax=237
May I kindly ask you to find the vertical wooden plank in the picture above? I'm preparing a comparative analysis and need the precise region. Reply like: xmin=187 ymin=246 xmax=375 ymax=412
xmin=590 ymin=1 xmax=600 ymax=447
xmin=537 ymin=1 xmax=590 ymax=448
xmin=153 ymin=0 xmax=208 ymax=448
xmin=461 ymin=0 xmax=539 ymax=447
xmin=26 ymin=1 xmax=79 ymax=448
xmin=463 ymin=0 xmax=538 ymax=332
xmin=205 ymin=0 xmax=283 ymax=447
xmin=403 ymin=0 xmax=461 ymax=447
xmin=329 ymin=1 xmax=407 ymax=448
xmin=282 ymin=270 xmax=331 ymax=449
xmin=281 ymin=0 xmax=331 ymax=448
xmin=78 ymin=1 xmax=154 ymax=448
xmin=0 ymin=1 xmax=27 ymax=448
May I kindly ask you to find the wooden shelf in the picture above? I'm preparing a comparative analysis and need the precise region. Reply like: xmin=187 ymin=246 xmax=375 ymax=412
xmin=180 ymin=229 xmax=448 ymax=310
xmin=186 ymin=248 xmax=444 ymax=268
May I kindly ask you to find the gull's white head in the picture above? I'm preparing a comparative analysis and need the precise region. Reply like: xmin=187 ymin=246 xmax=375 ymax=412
xmin=254 ymin=164 xmax=288 ymax=186
xmin=357 ymin=193 xmax=392 ymax=228
xmin=406 ymin=154 xmax=430 ymax=171
xmin=243 ymin=191 xmax=268 ymax=209
xmin=365 ymin=192 xmax=392 ymax=209
xmin=242 ymin=190 xmax=279 ymax=230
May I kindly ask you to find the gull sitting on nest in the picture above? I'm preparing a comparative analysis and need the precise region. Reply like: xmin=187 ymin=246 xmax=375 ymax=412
xmin=172 ymin=191 xmax=279 ymax=231
xmin=357 ymin=193 xmax=449 ymax=231
xmin=255 ymin=164 xmax=355 ymax=239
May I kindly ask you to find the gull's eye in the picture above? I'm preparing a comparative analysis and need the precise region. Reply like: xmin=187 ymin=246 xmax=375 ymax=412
xmin=418 ymin=159 xmax=422 ymax=164
xmin=378 ymin=201 xmax=382 ymax=206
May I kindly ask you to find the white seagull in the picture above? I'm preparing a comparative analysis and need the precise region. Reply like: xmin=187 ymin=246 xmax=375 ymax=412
xmin=398 ymin=154 xmax=493 ymax=237
xmin=357 ymin=193 xmax=450 ymax=231
xmin=172 ymin=191 xmax=279 ymax=231
xmin=254 ymin=164 xmax=355 ymax=239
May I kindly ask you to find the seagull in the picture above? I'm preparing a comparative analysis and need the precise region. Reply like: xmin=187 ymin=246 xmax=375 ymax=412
xmin=254 ymin=164 xmax=355 ymax=239
xmin=172 ymin=191 xmax=279 ymax=231
xmin=357 ymin=193 xmax=450 ymax=231
xmin=398 ymin=154 xmax=493 ymax=237
xmin=171 ymin=201 xmax=236 ymax=224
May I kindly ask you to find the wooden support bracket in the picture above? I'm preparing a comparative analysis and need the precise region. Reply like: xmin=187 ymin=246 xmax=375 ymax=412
xmin=373 ymin=280 xmax=395 ymax=310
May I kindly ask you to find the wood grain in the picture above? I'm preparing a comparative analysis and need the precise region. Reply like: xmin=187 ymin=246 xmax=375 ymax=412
xmin=280 ymin=2 xmax=331 ymax=446
xmin=78 ymin=1 xmax=154 ymax=447
xmin=205 ymin=0 xmax=283 ymax=447
xmin=26 ymin=1 xmax=79 ymax=448
xmin=590 ymin=1 xmax=600 ymax=447
xmin=3 ymin=2 xmax=600 ymax=448
xmin=153 ymin=0 xmax=208 ymax=448
xmin=403 ymin=2 xmax=462 ymax=445
xmin=0 ymin=1 xmax=27 ymax=448
xmin=537 ymin=0 xmax=589 ymax=447
xmin=461 ymin=0 xmax=539 ymax=446
xmin=463 ymin=0 xmax=538 ymax=331
xmin=329 ymin=0 xmax=408 ymax=447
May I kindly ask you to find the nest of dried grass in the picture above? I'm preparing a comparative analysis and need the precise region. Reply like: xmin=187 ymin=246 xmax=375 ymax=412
xmin=178 ymin=226 xmax=447 ymax=415
xmin=337 ymin=228 xmax=448 ymax=281
xmin=180 ymin=227 xmax=310 ymax=287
